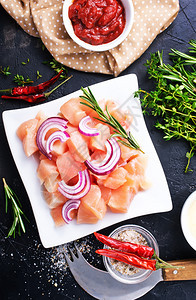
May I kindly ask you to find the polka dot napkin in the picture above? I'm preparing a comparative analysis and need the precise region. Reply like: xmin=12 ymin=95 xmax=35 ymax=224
xmin=1 ymin=0 xmax=179 ymax=76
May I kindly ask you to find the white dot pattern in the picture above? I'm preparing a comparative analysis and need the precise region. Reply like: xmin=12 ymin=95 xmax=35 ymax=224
xmin=1 ymin=0 xmax=39 ymax=37
xmin=1 ymin=0 xmax=179 ymax=76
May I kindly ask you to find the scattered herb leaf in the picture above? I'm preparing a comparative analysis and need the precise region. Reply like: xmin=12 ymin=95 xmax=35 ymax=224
xmin=36 ymin=70 xmax=42 ymax=79
xmin=0 ymin=66 xmax=11 ymax=76
xmin=3 ymin=178 xmax=28 ymax=238
xmin=21 ymin=58 xmax=30 ymax=65
xmin=41 ymin=43 xmax=46 ymax=51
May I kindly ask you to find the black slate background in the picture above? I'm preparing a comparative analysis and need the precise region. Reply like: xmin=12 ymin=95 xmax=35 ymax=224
xmin=0 ymin=1 xmax=196 ymax=299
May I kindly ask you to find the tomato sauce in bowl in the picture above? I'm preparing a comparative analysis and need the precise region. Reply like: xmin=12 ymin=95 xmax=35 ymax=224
xmin=68 ymin=0 xmax=126 ymax=45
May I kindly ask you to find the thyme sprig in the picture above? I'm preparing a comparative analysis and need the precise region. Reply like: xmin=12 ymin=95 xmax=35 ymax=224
xmin=13 ymin=74 xmax=34 ymax=86
xmin=135 ymin=40 xmax=196 ymax=172
xmin=43 ymin=59 xmax=68 ymax=80
xmin=80 ymin=87 xmax=142 ymax=152
xmin=3 ymin=178 xmax=28 ymax=238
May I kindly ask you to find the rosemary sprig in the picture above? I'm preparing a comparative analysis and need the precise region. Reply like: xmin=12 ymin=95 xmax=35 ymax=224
xmin=170 ymin=39 xmax=196 ymax=65
xmin=135 ymin=40 xmax=196 ymax=172
xmin=80 ymin=87 xmax=142 ymax=152
xmin=158 ymin=50 xmax=196 ymax=95
xmin=3 ymin=178 xmax=28 ymax=238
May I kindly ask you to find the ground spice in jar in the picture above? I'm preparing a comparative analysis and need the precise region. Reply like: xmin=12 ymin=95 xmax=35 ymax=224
xmin=110 ymin=229 xmax=148 ymax=276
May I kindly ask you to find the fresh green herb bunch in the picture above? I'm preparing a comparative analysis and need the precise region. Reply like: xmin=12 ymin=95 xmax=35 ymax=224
xmin=43 ymin=59 xmax=68 ymax=80
xmin=135 ymin=40 xmax=196 ymax=172
xmin=3 ymin=178 xmax=28 ymax=238
xmin=80 ymin=87 xmax=142 ymax=152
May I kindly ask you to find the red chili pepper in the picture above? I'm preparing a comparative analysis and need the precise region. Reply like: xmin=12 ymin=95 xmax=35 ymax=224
xmin=96 ymin=249 xmax=157 ymax=271
xmin=96 ymin=249 xmax=181 ymax=271
xmin=2 ymin=94 xmax=47 ymax=103
xmin=1 ymin=75 xmax=72 ymax=103
xmin=0 ymin=70 xmax=63 ymax=96
xmin=94 ymin=232 xmax=155 ymax=259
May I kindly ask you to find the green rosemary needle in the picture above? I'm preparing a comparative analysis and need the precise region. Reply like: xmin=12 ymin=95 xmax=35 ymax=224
xmin=80 ymin=87 xmax=143 ymax=152
xmin=3 ymin=178 xmax=28 ymax=238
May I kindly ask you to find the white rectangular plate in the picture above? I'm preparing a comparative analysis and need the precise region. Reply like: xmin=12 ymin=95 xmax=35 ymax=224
xmin=2 ymin=74 xmax=172 ymax=248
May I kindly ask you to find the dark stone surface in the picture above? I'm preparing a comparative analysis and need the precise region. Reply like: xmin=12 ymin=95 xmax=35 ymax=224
xmin=0 ymin=1 xmax=195 ymax=299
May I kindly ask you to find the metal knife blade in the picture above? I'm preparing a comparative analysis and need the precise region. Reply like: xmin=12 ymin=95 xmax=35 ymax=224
xmin=69 ymin=259 xmax=196 ymax=300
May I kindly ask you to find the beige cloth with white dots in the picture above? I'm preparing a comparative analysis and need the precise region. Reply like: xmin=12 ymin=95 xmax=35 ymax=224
xmin=1 ymin=0 xmax=179 ymax=76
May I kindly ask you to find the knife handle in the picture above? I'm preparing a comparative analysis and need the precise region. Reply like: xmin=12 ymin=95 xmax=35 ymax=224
xmin=162 ymin=259 xmax=196 ymax=281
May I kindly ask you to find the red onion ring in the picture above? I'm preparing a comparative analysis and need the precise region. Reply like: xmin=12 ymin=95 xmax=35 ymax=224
xmin=58 ymin=170 xmax=88 ymax=195
xmin=85 ymin=138 xmax=121 ymax=175
xmin=62 ymin=199 xmax=80 ymax=223
xmin=79 ymin=116 xmax=99 ymax=136
xmin=36 ymin=117 xmax=68 ymax=159
xmin=46 ymin=131 xmax=70 ymax=159
xmin=91 ymin=139 xmax=113 ymax=167
xmin=58 ymin=169 xmax=91 ymax=199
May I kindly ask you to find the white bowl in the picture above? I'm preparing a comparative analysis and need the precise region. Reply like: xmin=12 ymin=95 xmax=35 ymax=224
xmin=181 ymin=190 xmax=196 ymax=251
xmin=63 ymin=0 xmax=134 ymax=52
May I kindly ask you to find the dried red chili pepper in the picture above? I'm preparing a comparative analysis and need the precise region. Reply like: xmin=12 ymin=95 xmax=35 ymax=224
xmin=96 ymin=249 xmax=180 ymax=271
xmin=96 ymin=249 xmax=158 ymax=270
xmin=2 ymin=94 xmax=48 ymax=103
xmin=0 ymin=70 xmax=63 ymax=96
xmin=94 ymin=232 xmax=155 ymax=259
xmin=1 ymin=75 xmax=72 ymax=103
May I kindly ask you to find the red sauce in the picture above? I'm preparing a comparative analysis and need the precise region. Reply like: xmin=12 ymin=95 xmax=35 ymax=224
xmin=68 ymin=0 xmax=126 ymax=45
